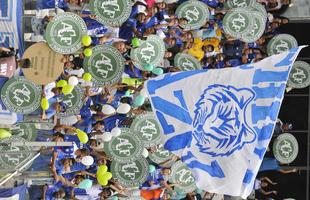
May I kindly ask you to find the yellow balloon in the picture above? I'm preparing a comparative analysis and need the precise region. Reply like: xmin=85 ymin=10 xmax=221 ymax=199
xmin=76 ymin=129 xmax=88 ymax=144
xmin=97 ymin=176 xmax=108 ymax=186
xmin=82 ymin=35 xmax=92 ymax=46
xmin=97 ymin=165 xmax=108 ymax=176
xmin=82 ymin=73 xmax=92 ymax=82
xmin=0 ymin=129 xmax=11 ymax=139
xmin=62 ymin=84 xmax=74 ymax=95
xmin=41 ymin=98 xmax=49 ymax=110
xmin=103 ymin=172 xmax=113 ymax=180
xmin=84 ymin=48 xmax=92 ymax=57
xmin=56 ymin=80 xmax=67 ymax=88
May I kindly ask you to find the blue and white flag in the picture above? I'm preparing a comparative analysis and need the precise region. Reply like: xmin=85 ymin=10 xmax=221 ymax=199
xmin=0 ymin=0 xmax=24 ymax=55
xmin=146 ymin=47 xmax=304 ymax=198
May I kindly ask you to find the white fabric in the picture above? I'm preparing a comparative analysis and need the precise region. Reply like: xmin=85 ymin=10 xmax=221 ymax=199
xmin=146 ymin=47 xmax=304 ymax=198
xmin=44 ymin=82 xmax=56 ymax=100
xmin=59 ymin=115 xmax=78 ymax=126
xmin=75 ymin=185 xmax=102 ymax=200
xmin=67 ymin=68 xmax=84 ymax=77
xmin=0 ymin=194 xmax=19 ymax=200
xmin=253 ymin=179 xmax=261 ymax=190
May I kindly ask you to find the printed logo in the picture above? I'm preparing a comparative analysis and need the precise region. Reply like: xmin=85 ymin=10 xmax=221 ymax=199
xmin=176 ymin=1 xmax=209 ymax=30
xmin=111 ymin=159 xmax=148 ymax=187
xmin=84 ymin=45 xmax=124 ymax=86
xmin=131 ymin=113 xmax=162 ymax=147
xmin=104 ymin=128 xmax=143 ymax=162
xmin=193 ymin=85 xmax=256 ymax=157
xmin=90 ymin=0 xmax=132 ymax=27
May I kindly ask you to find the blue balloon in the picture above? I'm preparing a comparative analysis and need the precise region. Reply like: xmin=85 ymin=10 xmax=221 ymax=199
xmin=149 ymin=165 xmax=156 ymax=173
xmin=134 ymin=95 xmax=145 ymax=107
xmin=78 ymin=179 xmax=93 ymax=189
xmin=152 ymin=68 xmax=164 ymax=75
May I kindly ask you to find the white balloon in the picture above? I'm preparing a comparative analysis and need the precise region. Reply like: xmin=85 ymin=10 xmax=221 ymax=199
xmin=81 ymin=156 xmax=94 ymax=166
xmin=142 ymin=148 xmax=149 ymax=158
xmin=140 ymin=88 xmax=148 ymax=98
xmin=102 ymin=104 xmax=116 ymax=115
xmin=116 ymin=103 xmax=131 ymax=114
xmin=111 ymin=127 xmax=121 ymax=137
xmin=68 ymin=76 xmax=79 ymax=86
xmin=102 ymin=132 xmax=112 ymax=142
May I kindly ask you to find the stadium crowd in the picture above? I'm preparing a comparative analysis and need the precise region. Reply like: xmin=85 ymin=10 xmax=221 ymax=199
xmin=0 ymin=0 xmax=297 ymax=199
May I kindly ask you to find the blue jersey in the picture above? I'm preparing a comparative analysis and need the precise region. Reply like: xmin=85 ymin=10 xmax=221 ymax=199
xmin=103 ymin=114 xmax=127 ymax=131
xmin=145 ymin=16 xmax=159 ymax=29
xmin=124 ymin=64 xmax=143 ymax=78
xmin=37 ymin=0 xmax=68 ymax=10
xmin=248 ymin=42 xmax=260 ymax=49
xmin=202 ymin=0 xmax=219 ymax=8
xmin=259 ymin=158 xmax=280 ymax=172
xmin=45 ymin=182 xmax=63 ymax=200
xmin=227 ymin=59 xmax=242 ymax=67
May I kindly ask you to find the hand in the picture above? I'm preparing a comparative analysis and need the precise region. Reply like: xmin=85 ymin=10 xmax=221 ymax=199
xmin=168 ymin=21 xmax=175 ymax=26
xmin=89 ymin=14 xmax=96 ymax=19
xmin=43 ymin=185 xmax=48 ymax=191
xmin=148 ymin=180 xmax=155 ymax=186
xmin=273 ymin=191 xmax=277 ymax=195
xmin=292 ymin=168 xmax=297 ymax=173
xmin=272 ymin=182 xmax=277 ymax=185
xmin=50 ymin=166 xmax=56 ymax=172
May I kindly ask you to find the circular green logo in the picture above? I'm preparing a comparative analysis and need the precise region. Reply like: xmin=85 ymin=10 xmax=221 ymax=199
xmin=267 ymin=34 xmax=298 ymax=56
xmin=1 ymin=77 xmax=41 ymax=114
xmin=273 ymin=133 xmax=298 ymax=164
xmin=110 ymin=158 xmax=148 ymax=187
xmin=130 ymin=113 xmax=162 ymax=147
xmin=174 ymin=53 xmax=202 ymax=71
xmin=227 ymin=0 xmax=255 ymax=8
xmin=104 ymin=128 xmax=143 ymax=162
xmin=223 ymin=8 xmax=254 ymax=38
xmin=288 ymin=61 xmax=310 ymax=89
xmin=10 ymin=123 xmax=37 ymax=141
xmin=84 ymin=45 xmax=124 ymax=86
xmin=45 ymin=12 xmax=87 ymax=54
xmin=56 ymin=85 xmax=84 ymax=117
xmin=169 ymin=161 xmax=197 ymax=193
xmin=241 ymin=11 xmax=266 ymax=43
xmin=149 ymin=146 xmax=174 ymax=164
xmin=131 ymin=35 xmax=165 ymax=70
xmin=176 ymin=1 xmax=209 ymax=30
xmin=250 ymin=2 xmax=267 ymax=18
xmin=0 ymin=137 xmax=34 ymax=171
xmin=90 ymin=0 xmax=132 ymax=27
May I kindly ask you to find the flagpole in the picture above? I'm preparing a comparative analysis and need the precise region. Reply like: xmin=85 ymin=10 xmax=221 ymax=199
xmin=0 ymin=152 xmax=41 ymax=186
xmin=0 ymin=141 xmax=74 ymax=147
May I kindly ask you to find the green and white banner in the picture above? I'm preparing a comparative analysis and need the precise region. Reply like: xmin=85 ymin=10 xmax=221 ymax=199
xmin=45 ymin=12 xmax=87 ymax=54
xmin=131 ymin=35 xmax=165 ymax=71
xmin=273 ymin=133 xmax=299 ymax=164
xmin=110 ymin=158 xmax=148 ymax=187
xmin=1 ymin=77 xmax=41 ymax=114
xmin=176 ymin=1 xmax=210 ymax=30
xmin=267 ymin=34 xmax=298 ymax=56
xmin=131 ymin=113 xmax=162 ymax=147
xmin=90 ymin=0 xmax=132 ymax=27
xmin=288 ymin=61 xmax=310 ymax=88
xmin=83 ymin=45 xmax=125 ymax=86
xmin=104 ymin=128 xmax=144 ymax=162
xmin=174 ymin=53 xmax=202 ymax=71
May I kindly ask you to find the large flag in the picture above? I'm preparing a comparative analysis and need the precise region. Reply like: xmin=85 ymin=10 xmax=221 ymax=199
xmin=0 ymin=184 xmax=27 ymax=200
xmin=0 ymin=0 xmax=24 ymax=55
xmin=145 ymin=47 xmax=304 ymax=198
